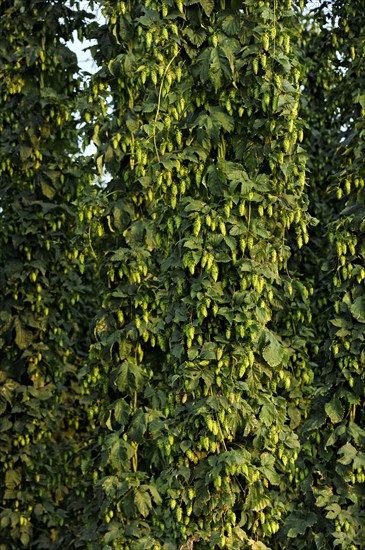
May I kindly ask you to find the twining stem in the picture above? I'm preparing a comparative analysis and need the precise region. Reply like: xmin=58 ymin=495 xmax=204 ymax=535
xmin=153 ymin=51 xmax=179 ymax=163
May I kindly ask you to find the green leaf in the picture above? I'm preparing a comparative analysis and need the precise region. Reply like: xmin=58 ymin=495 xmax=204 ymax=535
xmin=209 ymin=47 xmax=232 ymax=90
xmin=184 ymin=26 xmax=207 ymax=47
xmin=353 ymin=452 xmax=365 ymax=470
xmin=114 ymin=399 xmax=130 ymax=427
xmin=355 ymin=92 xmax=365 ymax=109
xmin=248 ymin=542 xmax=271 ymax=550
xmin=0 ymin=311 xmax=12 ymax=336
xmin=324 ymin=396 xmax=344 ymax=424
xmin=125 ymin=111 xmax=139 ymax=133
xmin=350 ymin=295 xmax=365 ymax=322
xmin=187 ymin=346 xmax=199 ymax=360
xmin=96 ymin=154 xmax=104 ymax=175
xmin=0 ymin=396 xmax=7 ymax=416
xmin=148 ymin=484 xmax=162 ymax=506
xmin=183 ymin=198 xmax=207 ymax=212
xmin=104 ymin=523 xmax=122 ymax=545
xmin=206 ymin=163 xmax=225 ymax=196
xmin=259 ymin=453 xmax=280 ymax=485
xmin=128 ymin=409 xmax=147 ymax=443
xmin=199 ymin=0 xmax=214 ymax=17
xmin=141 ymin=102 xmax=157 ymax=113
xmin=275 ymin=53 xmax=291 ymax=73
xmin=325 ymin=503 xmax=341 ymax=520
xmin=20 ymin=145 xmax=32 ymax=161
xmin=337 ymin=442 xmax=357 ymax=465
xmin=259 ymin=399 xmax=276 ymax=427
xmin=183 ymin=238 xmax=202 ymax=250
xmin=221 ymin=14 xmax=241 ymax=36
xmin=193 ymin=47 xmax=211 ymax=83
xmin=244 ymin=485 xmax=271 ymax=512
xmin=108 ymin=437 xmax=135 ymax=468
xmin=115 ymin=361 xmax=146 ymax=393
xmin=134 ymin=488 xmax=152 ymax=518
xmin=40 ymin=180 xmax=56 ymax=200
xmin=20 ymin=533 xmax=30 ymax=547
xmin=285 ymin=511 xmax=318 ymax=537
xmin=211 ymin=108 xmax=235 ymax=132
xmin=262 ymin=335 xmax=284 ymax=367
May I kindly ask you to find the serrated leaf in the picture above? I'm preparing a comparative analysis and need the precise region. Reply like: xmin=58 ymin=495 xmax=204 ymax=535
xmin=0 ymin=311 xmax=12 ymax=336
xmin=134 ymin=488 xmax=152 ymax=518
xmin=259 ymin=400 xmax=277 ymax=427
xmin=184 ymin=26 xmax=207 ymax=47
xmin=5 ymin=469 xmax=22 ymax=490
xmin=125 ymin=111 xmax=139 ymax=133
xmin=128 ymin=409 xmax=147 ymax=443
xmin=211 ymin=108 xmax=235 ymax=132
xmin=285 ymin=511 xmax=318 ymax=537
xmin=245 ymin=485 xmax=270 ymax=512
xmin=114 ymin=399 xmax=130 ymax=427
xmin=324 ymin=396 xmax=344 ymax=424
xmin=222 ymin=14 xmax=241 ymax=36
xmin=262 ymin=335 xmax=284 ymax=367
xmin=0 ymin=397 xmax=7 ymax=416
xmin=20 ymin=145 xmax=33 ymax=161
xmin=96 ymin=154 xmax=104 ymax=175
xmin=40 ymin=180 xmax=56 ymax=199
xmin=337 ymin=442 xmax=357 ymax=465
xmin=201 ymin=369 xmax=215 ymax=387
xmin=148 ymin=484 xmax=162 ymax=506
xmin=350 ymin=295 xmax=365 ymax=322
xmin=355 ymin=93 xmax=365 ymax=109
xmin=209 ymin=47 xmax=232 ymax=91
xmin=14 ymin=317 xmax=33 ymax=350
xmin=248 ymin=540 xmax=271 ymax=550
xmin=109 ymin=438 xmax=135 ymax=469
xmin=183 ymin=238 xmax=202 ymax=250
xmin=0 ymin=418 xmax=13 ymax=434
xmin=183 ymin=198 xmax=207 ymax=212
xmin=325 ymin=503 xmax=341 ymax=519
xmin=125 ymin=520 xmax=142 ymax=537
xmin=353 ymin=452 xmax=365 ymax=469
xmin=206 ymin=163 xmax=225 ymax=196
xmin=20 ymin=533 xmax=30 ymax=547
xmin=193 ymin=47 xmax=211 ymax=83
xmin=115 ymin=361 xmax=146 ymax=393
xmin=104 ymin=524 xmax=122 ymax=545
xmin=199 ymin=0 xmax=214 ymax=16
xmin=141 ymin=102 xmax=157 ymax=113
xmin=275 ymin=53 xmax=291 ymax=73
xmin=188 ymin=346 xmax=199 ymax=360
xmin=259 ymin=453 xmax=281 ymax=485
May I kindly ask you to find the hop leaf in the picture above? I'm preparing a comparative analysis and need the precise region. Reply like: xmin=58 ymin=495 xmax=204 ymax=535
xmin=262 ymin=334 xmax=284 ymax=367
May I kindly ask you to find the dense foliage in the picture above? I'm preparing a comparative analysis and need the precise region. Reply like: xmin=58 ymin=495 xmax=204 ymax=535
xmin=0 ymin=1 xmax=364 ymax=549
xmin=0 ymin=1 xmax=99 ymax=548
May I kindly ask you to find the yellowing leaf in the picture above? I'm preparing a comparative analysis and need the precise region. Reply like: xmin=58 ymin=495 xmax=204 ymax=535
xmin=5 ymin=469 xmax=22 ymax=490
xmin=14 ymin=317 xmax=33 ymax=350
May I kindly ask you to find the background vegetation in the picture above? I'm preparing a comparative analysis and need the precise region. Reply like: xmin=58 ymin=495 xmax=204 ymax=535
xmin=0 ymin=1 xmax=364 ymax=549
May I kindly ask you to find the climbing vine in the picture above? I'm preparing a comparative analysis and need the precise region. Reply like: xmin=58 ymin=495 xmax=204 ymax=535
xmin=81 ymin=0 xmax=317 ymax=548
xmin=0 ymin=1 xmax=364 ymax=549
xmin=0 ymin=1 xmax=98 ymax=548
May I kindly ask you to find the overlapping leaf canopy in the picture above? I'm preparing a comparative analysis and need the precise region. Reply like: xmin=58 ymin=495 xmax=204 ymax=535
xmin=0 ymin=1 xmax=364 ymax=549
